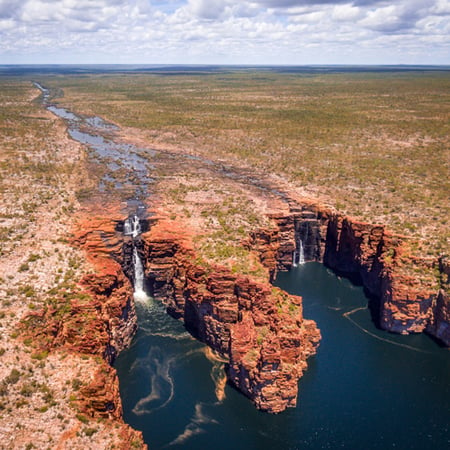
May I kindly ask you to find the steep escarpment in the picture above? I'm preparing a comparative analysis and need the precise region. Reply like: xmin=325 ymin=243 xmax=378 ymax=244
xmin=19 ymin=210 xmax=145 ymax=447
xmin=65 ymin=214 xmax=138 ymax=362
xmin=0 ymin=80 xmax=146 ymax=449
xmin=141 ymin=217 xmax=320 ymax=413
xmin=248 ymin=197 xmax=448 ymax=346
xmin=23 ymin=255 xmax=136 ymax=364
xmin=324 ymin=216 xmax=438 ymax=335
xmin=426 ymin=257 xmax=450 ymax=345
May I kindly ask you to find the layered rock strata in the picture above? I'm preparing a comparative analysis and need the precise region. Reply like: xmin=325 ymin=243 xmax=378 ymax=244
xmin=141 ymin=218 xmax=321 ymax=413
xmin=72 ymin=215 xmax=139 ymax=362
xmin=426 ymin=257 xmax=450 ymax=345
xmin=23 ymin=213 xmax=142 ymax=437
xmin=248 ymin=197 xmax=448 ymax=346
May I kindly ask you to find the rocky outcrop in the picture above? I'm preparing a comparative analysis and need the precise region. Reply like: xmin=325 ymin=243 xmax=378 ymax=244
xmin=246 ymin=205 xmax=331 ymax=280
xmin=78 ymin=363 xmax=123 ymax=419
xmin=22 ymin=255 xmax=137 ymax=364
xmin=247 ymin=226 xmax=283 ymax=282
xmin=323 ymin=216 xmax=436 ymax=334
xmin=142 ymin=218 xmax=320 ymax=413
xmin=426 ymin=291 xmax=450 ymax=346
xmin=248 ymin=198 xmax=448 ymax=346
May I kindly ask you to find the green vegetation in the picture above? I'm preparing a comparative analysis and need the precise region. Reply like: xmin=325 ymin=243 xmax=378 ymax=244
xmin=4 ymin=369 xmax=21 ymax=385
xmin=190 ymin=194 xmax=269 ymax=277
xmin=76 ymin=413 xmax=90 ymax=424
xmin=0 ymin=76 xmax=142 ymax=448
xmin=83 ymin=427 xmax=98 ymax=437
xmin=2 ymin=70 xmax=447 ymax=287
xmin=31 ymin=351 xmax=49 ymax=361
xmin=43 ymin=69 xmax=448 ymax=261
xmin=18 ymin=263 xmax=30 ymax=272
xmin=0 ymin=79 xmax=89 ymax=259
xmin=71 ymin=378 xmax=83 ymax=390
xmin=272 ymin=287 xmax=300 ymax=316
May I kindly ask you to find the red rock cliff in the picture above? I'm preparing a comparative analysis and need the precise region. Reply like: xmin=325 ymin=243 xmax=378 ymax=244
xmin=142 ymin=217 xmax=321 ymax=413
xmin=22 ymin=211 xmax=144 ymax=445
xmin=248 ymin=197 xmax=448 ymax=346
xmin=426 ymin=257 xmax=450 ymax=345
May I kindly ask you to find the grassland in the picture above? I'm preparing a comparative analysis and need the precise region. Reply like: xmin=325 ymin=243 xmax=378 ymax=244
xmin=43 ymin=69 xmax=449 ymax=260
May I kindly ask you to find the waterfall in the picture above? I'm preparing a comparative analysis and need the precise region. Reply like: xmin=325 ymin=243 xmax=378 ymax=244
xmin=293 ymin=236 xmax=305 ymax=267
xmin=124 ymin=220 xmax=132 ymax=236
xmin=125 ymin=214 xmax=148 ymax=301
xmin=299 ymin=239 xmax=305 ymax=265
xmin=133 ymin=247 xmax=147 ymax=301
xmin=124 ymin=215 xmax=141 ymax=237
xmin=131 ymin=215 xmax=141 ymax=238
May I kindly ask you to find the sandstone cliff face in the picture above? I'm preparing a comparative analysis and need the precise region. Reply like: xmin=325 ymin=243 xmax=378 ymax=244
xmin=248 ymin=199 xmax=447 ymax=345
xmin=323 ymin=216 xmax=437 ymax=334
xmin=23 ymin=251 xmax=137 ymax=364
xmin=23 ymin=213 xmax=141 ymax=429
xmin=142 ymin=218 xmax=320 ymax=413
xmin=72 ymin=215 xmax=139 ymax=362
xmin=426 ymin=258 xmax=450 ymax=346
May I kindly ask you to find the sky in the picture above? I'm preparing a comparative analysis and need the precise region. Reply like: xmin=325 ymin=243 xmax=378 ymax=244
xmin=0 ymin=0 xmax=449 ymax=65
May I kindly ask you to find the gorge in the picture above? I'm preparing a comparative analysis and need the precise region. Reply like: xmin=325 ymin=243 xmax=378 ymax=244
xmin=12 ymin=74 xmax=448 ymax=448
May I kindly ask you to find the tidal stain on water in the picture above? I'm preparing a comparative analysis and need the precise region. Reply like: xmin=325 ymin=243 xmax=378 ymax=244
xmin=115 ymin=263 xmax=450 ymax=449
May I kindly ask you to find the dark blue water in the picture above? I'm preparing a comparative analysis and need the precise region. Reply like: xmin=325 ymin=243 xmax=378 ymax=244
xmin=36 ymin=82 xmax=449 ymax=448
xmin=115 ymin=263 xmax=450 ymax=449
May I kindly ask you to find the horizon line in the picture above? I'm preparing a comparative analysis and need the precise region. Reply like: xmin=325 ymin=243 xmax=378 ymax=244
xmin=1 ymin=63 xmax=450 ymax=67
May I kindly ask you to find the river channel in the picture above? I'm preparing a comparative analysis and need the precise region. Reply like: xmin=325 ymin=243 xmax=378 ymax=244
xmin=38 ymin=84 xmax=449 ymax=449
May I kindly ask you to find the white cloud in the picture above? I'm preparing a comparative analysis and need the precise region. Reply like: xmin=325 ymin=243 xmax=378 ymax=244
xmin=187 ymin=0 xmax=230 ymax=20
xmin=0 ymin=0 xmax=448 ymax=64
xmin=359 ymin=5 xmax=404 ymax=32
xmin=332 ymin=4 xmax=362 ymax=21
xmin=431 ymin=0 xmax=450 ymax=15
xmin=288 ymin=9 xmax=327 ymax=23
xmin=358 ymin=0 xmax=432 ymax=33
xmin=0 ymin=17 xmax=14 ymax=30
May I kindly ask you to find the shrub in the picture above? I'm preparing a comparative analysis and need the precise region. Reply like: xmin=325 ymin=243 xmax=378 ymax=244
xmin=18 ymin=263 xmax=30 ymax=272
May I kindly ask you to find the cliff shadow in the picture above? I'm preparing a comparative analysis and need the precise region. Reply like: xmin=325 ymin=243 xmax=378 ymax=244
xmin=322 ymin=262 xmax=382 ymax=329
